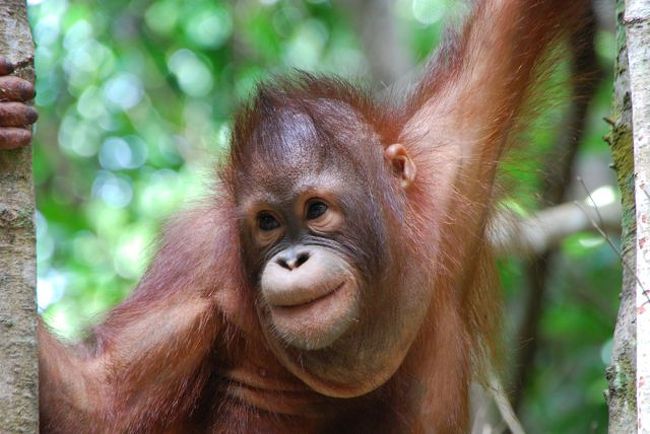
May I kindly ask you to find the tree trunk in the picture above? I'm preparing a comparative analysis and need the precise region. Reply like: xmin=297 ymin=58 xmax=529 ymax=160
xmin=0 ymin=1 xmax=38 ymax=432
xmin=606 ymin=0 xmax=641 ymax=432
xmin=624 ymin=0 xmax=650 ymax=430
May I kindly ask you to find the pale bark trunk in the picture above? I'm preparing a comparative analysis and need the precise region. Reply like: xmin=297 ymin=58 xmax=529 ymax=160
xmin=0 ymin=1 xmax=38 ymax=432
xmin=606 ymin=0 xmax=639 ymax=432
xmin=624 ymin=0 xmax=650 ymax=430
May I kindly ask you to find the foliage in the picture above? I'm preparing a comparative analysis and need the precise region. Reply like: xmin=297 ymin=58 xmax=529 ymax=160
xmin=27 ymin=0 xmax=618 ymax=432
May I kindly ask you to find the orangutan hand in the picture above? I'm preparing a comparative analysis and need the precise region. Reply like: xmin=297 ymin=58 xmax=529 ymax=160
xmin=0 ymin=57 xmax=37 ymax=150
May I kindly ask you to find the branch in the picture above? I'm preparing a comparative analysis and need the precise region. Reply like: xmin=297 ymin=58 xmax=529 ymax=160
xmin=489 ymin=193 xmax=621 ymax=256
xmin=470 ymin=372 xmax=526 ymax=434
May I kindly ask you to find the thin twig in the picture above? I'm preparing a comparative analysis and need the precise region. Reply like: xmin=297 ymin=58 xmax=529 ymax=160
xmin=576 ymin=177 xmax=649 ymax=305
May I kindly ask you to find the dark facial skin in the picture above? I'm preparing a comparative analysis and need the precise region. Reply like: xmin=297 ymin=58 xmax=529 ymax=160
xmin=0 ymin=57 xmax=37 ymax=149
xmin=250 ymin=187 xmax=361 ymax=351
xmin=229 ymin=100 xmax=421 ymax=398
xmin=234 ymin=108 xmax=379 ymax=352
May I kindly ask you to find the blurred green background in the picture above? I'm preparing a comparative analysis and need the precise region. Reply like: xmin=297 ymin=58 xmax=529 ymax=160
xmin=27 ymin=0 xmax=619 ymax=432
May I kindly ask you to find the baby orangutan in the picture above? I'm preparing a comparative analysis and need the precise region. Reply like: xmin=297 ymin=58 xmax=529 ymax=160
xmin=0 ymin=0 xmax=589 ymax=432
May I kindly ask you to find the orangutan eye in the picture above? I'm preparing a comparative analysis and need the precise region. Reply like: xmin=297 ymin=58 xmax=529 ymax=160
xmin=258 ymin=213 xmax=280 ymax=231
xmin=306 ymin=201 xmax=328 ymax=220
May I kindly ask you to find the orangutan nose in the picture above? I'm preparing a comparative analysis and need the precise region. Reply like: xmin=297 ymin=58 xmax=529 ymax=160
xmin=276 ymin=249 xmax=310 ymax=271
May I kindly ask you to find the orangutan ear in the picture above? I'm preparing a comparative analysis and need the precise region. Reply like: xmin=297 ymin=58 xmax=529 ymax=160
xmin=384 ymin=143 xmax=416 ymax=189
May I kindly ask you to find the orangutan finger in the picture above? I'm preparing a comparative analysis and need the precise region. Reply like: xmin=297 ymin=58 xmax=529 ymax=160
xmin=0 ymin=128 xmax=32 ymax=150
xmin=0 ymin=76 xmax=35 ymax=102
xmin=0 ymin=57 xmax=14 ymax=76
xmin=0 ymin=103 xmax=38 ymax=127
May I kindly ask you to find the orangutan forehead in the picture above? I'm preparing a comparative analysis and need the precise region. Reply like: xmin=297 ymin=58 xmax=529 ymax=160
xmin=244 ymin=101 xmax=370 ymax=165
xmin=240 ymin=110 xmax=322 ymax=180
xmin=226 ymin=92 xmax=381 ymax=201
xmin=256 ymin=98 xmax=367 ymax=143
xmin=263 ymin=110 xmax=322 ymax=157
xmin=238 ymin=170 xmax=349 ymax=210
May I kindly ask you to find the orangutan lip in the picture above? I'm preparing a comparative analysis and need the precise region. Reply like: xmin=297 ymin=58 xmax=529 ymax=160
xmin=272 ymin=281 xmax=345 ymax=310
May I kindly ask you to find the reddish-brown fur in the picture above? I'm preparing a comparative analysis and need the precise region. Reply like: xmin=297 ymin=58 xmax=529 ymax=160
xmin=14 ymin=1 xmax=590 ymax=433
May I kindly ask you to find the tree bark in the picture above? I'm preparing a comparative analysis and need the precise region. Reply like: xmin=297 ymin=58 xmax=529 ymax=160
xmin=623 ymin=0 xmax=650 ymax=430
xmin=606 ymin=0 xmax=638 ymax=432
xmin=0 ymin=1 xmax=37 ymax=432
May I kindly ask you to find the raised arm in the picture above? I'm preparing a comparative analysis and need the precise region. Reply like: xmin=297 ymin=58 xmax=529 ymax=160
xmin=39 ymin=206 xmax=239 ymax=433
xmin=406 ymin=0 xmax=589 ymax=154
xmin=395 ymin=1 xmax=591 ymax=429
xmin=402 ymin=0 xmax=590 ymax=268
